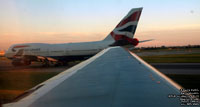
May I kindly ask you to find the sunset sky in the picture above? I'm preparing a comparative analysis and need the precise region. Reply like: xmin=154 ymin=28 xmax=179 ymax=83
xmin=0 ymin=0 xmax=200 ymax=50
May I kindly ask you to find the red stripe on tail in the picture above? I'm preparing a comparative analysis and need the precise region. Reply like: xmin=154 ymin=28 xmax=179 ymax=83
xmin=116 ymin=11 xmax=141 ymax=28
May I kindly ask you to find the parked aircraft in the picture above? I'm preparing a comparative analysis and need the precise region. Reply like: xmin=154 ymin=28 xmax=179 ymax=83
xmin=5 ymin=7 xmax=151 ymax=66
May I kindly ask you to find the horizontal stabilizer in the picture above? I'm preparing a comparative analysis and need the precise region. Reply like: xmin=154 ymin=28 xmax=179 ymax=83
xmin=139 ymin=39 xmax=154 ymax=43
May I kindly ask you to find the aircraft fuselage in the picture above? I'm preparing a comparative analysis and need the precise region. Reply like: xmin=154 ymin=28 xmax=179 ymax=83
xmin=5 ymin=40 xmax=114 ymax=64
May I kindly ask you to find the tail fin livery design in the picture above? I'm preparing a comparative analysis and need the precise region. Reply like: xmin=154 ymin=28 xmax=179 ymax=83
xmin=104 ymin=7 xmax=143 ymax=46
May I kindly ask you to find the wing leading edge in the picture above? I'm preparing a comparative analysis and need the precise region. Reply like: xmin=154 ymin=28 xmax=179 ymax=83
xmin=5 ymin=47 xmax=182 ymax=107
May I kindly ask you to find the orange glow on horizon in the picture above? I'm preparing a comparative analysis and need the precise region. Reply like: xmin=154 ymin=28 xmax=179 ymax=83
xmin=1 ymin=26 xmax=200 ymax=50
xmin=0 ymin=50 xmax=5 ymax=56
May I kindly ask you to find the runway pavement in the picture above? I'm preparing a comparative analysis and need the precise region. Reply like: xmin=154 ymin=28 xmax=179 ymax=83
xmin=151 ymin=63 xmax=200 ymax=74
xmin=1 ymin=57 xmax=199 ymax=75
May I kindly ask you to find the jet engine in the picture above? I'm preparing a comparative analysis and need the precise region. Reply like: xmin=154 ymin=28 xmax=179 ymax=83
xmin=126 ymin=38 xmax=139 ymax=46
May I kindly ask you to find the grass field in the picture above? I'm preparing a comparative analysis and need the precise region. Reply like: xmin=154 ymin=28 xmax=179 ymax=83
xmin=141 ymin=53 xmax=200 ymax=63
xmin=0 ymin=71 xmax=60 ymax=104
xmin=132 ymin=47 xmax=200 ymax=53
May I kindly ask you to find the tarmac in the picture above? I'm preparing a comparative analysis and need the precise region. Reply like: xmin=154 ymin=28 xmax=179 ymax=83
xmin=1 ymin=57 xmax=200 ymax=75
xmin=151 ymin=63 xmax=200 ymax=74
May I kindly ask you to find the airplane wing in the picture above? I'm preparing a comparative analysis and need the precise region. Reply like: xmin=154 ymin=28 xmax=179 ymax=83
xmin=5 ymin=46 xmax=184 ymax=107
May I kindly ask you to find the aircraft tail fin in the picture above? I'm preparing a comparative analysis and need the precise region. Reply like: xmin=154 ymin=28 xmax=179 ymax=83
xmin=103 ymin=7 xmax=143 ymax=41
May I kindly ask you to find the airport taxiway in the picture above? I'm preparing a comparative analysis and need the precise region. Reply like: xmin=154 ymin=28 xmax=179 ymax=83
xmin=151 ymin=63 xmax=200 ymax=74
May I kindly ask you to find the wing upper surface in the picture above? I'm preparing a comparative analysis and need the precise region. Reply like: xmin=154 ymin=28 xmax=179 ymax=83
xmin=5 ymin=46 xmax=182 ymax=107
